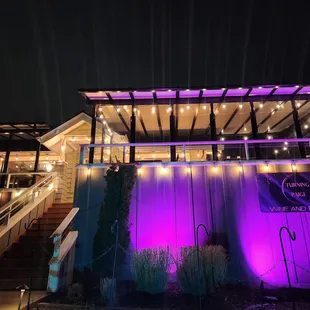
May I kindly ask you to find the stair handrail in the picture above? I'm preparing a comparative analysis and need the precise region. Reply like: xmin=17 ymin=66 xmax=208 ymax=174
xmin=0 ymin=172 xmax=58 ymax=226
xmin=50 ymin=208 xmax=79 ymax=262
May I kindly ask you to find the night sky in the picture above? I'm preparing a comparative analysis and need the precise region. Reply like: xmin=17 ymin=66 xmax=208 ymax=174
xmin=1 ymin=0 xmax=310 ymax=127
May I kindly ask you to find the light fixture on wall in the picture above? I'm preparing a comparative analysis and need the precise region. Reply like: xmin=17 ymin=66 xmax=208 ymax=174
xmin=187 ymin=167 xmax=191 ymax=173
xmin=291 ymin=164 xmax=297 ymax=171
xmin=87 ymin=168 xmax=91 ymax=176
xmin=212 ymin=165 xmax=218 ymax=173
xmin=238 ymin=165 xmax=243 ymax=172
xmin=264 ymin=163 xmax=270 ymax=171
xmin=161 ymin=167 xmax=168 ymax=174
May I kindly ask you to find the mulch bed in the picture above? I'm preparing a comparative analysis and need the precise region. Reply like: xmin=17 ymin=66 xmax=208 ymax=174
xmin=37 ymin=282 xmax=310 ymax=310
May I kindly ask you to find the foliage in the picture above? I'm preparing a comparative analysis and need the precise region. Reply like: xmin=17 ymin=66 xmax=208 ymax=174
xmin=93 ymin=165 xmax=137 ymax=278
xmin=67 ymin=282 xmax=84 ymax=303
xmin=131 ymin=247 xmax=172 ymax=294
xmin=176 ymin=245 xmax=228 ymax=296
xmin=100 ymin=277 xmax=117 ymax=307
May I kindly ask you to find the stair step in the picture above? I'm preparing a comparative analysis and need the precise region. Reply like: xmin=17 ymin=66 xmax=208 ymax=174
xmin=47 ymin=208 xmax=72 ymax=213
xmin=42 ymin=213 xmax=69 ymax=219
xmin=52 ymin=203 xmax=73 ymax=209
xmin=8 ymin=243 xmax=53 ymax=258
xmin=0 ymin=277 xmax=48 ymax=290
xmin=39 ymin=218 xmax=63 ymax=223
xmin=32 ymin=223 xmax=59 ymax=230
xmin=20 ymin=235 xmax=53 ymax=243
xmin=0 ymin=267 xmax=49 ymax=279
xmin=25 ymin=230 xmax=55 ymax=237
xmin=0 ymin=257 xmax=50 ymax=268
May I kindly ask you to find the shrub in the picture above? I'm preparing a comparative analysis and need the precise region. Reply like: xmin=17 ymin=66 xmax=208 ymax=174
xmin=176 ymin=245 xmax=227 ymax=295
xmin=100 ymin=277 xmax=117 ymax=307
xmin=67 ymin=282 xmax=84 ymax=303
xmin=131 ymin=247 xmax=172 ymax=294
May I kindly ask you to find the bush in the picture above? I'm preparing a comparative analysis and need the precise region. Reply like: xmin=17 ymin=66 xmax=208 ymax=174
xmin=131 ymin=247 xmax=172 ymax=294
xmin=67 ymin=282 xmax=84 ymax=303
xmin=100 ymin=277 xmax=117 ymax=307
xmin=176 ymin=245 xmax=227 ymax=295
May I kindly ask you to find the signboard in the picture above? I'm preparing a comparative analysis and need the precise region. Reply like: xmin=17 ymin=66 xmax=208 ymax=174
xmin=257 ymin=172 xmax=310 ymax=212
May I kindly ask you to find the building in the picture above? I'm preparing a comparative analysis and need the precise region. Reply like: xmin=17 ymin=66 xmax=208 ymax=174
xmin=1 ymin=85 xmax=310 ymax=291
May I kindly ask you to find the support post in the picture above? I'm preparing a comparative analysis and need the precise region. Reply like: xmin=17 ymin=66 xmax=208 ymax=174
xmin=210 ymin=103 xmax=218 ymax=160
xmin=249 ymin=101 xmax=261 ymax=159
xmin=291 ymin=100 xmax=306 ymax=158
xmin=170 ymin=104 xmax=176 ymax=161
xmin=32 ymin=142 xmax=41 ymax=185
xmin=100 ymin=121 xmax=105 ymax=163
xmin=130 ymin=104 xmax=136 ymax=163
xmin=89 ymin=104 xmax=97 ymax=164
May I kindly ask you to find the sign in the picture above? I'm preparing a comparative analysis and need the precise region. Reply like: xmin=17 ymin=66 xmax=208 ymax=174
xmin=257 ymin=172 xmax=310 ymax=212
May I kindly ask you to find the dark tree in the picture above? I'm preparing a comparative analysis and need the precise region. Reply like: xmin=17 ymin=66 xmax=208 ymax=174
xmin=93 ymin=165 xmax=137 ymax=278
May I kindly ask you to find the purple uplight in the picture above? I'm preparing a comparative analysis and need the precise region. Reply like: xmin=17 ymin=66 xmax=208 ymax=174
xmin=179 ymin=90 xmax=200 ymax=98
xmin=85 ymin=92 xmax=108 ymax=100
xmin=156 ymin=90 xmax=176 ymax=99
xmin=297 ymin=86 xmax=310 ymax=94
xmin=273 ymin=87 xmax=297 ymax=95
xmin=226 ymin=88 xmax=249 ymax=97
xmin=249 ymin=87 xmax=274 ymax=96
xmin=202 ymin=89 xmax=224 ymax=97
xmin=133 ymin=91 xmax=154 ymax=99
xmin=109 ymin=92 xmax=131 ymax=100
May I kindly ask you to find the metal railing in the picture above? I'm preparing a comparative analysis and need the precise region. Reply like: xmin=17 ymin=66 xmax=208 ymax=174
xmin=79 ymin=138 xmax=310 ymax=165
xmin=0 ymin=172 xmax=58 ymax=226
xmin=0 ymin=172 xmax=49 ymax=189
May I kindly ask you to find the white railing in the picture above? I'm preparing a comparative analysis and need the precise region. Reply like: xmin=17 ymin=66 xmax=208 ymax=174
xmin=0 ymin=172 xmax=58 ymax=226
xmin=47 ymin=208 xmax=79 ymax=292
xmin=0 ymin=172 xmax=49 ymax=189
xmin=79 ymin=138 xmax=310 ymax=164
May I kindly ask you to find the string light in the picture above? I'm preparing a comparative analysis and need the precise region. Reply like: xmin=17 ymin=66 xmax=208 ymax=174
xmin=212 ymin=166 xmax=219 ymax=172
xmin=284 ymin=142 xmax=288 ymax=146
xmin=180 ymin=108 xmax=184 ymax=113
xmin=259 ymin=103 xmax=263 ymax=108
xmin=220 ymin=137 xmax=225 ymax=141
xmin=152 ymin=153 xmax=156 ymax=158
xmin=99 ymin=114 xmax=104 ymax=119
xmin=267 ymin=135 xmax=273 ymax=140
xmin=238 ymin=165 xmax=243 ymax=172
xmin=187 ymin=167 xmax=191 ymax=173
xmin=98 ymin=107 xmax=102 ymax=112
xmin=291 ymin=164 xmax=297 ymax=171
xmin=222 ymin=104 xmax=227 ymax=109
xmin=116 ymin=108 xmax=120 ymax=113
xmin=239 ymin=104 xmax=243 ymax=109
xmin=276 ymin=104 xmax=280 ymax=109
xmin=264 ymin=164 xmax=270 ymax=171
xmin=16 ymin=156 xmax=19 ymax=161
xmin=152 ymin=106 xmax=156 ymax=114
xmin=124 ymin=105 xmax=128 ymax=110
xmin=186 ymin=105 xmax=190 ymax=110
xmin=87 ymin=168 xmax=91 ymax=176
xmin=304 ymin=124 xmax=308 ymax=129
xmin=283 ymin=146 xmax=288 ymax=151
xmin=297 ymin=102 xmax=301 ymax=108
xmin=221 ymin=129 xmax=224 ymax=134
xmin=203 ymin=106 xmax=207 ymax=110
xmin=243 ymin=127 xmax=247 ymax=131
xmin=274 ymin=150 xmax=278 ymax=154
xmin=161 ymin=167 xmax=168 ymax=174
xmin=137 ymin=168 xmax=142 ymax=175
xmin=243 ymin=136 xmax=248 ymax=140
xmin=61 ymin=145 xmax=65 ymax=151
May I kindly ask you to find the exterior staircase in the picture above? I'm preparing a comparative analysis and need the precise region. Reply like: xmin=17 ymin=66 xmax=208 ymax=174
xmin=0 ymin=203 xmax=73 ymax=290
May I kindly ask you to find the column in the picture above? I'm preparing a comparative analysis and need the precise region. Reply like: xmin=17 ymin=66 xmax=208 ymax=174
xmin=130 ymin=104 xmax=136 ymax=163
xmin=170 ymin=104 xmax=176 ymax=161
xmin=89 ymin=104 xmax=97 ymax=164
xmin=291 ymin=100 xmax=306 ymax=158
xmin=210 ymin=103 xmax=218 ymax=160
xmin=249 ymin=101 xmax=261 ymax=159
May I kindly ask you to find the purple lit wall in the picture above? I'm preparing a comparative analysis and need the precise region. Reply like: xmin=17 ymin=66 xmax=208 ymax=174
xmin=74 ymin=164 xmax=310 ymax=288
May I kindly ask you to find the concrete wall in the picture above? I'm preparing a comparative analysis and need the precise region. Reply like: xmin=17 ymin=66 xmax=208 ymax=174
xmin=74 ymin=163 xmax=310 ymax=288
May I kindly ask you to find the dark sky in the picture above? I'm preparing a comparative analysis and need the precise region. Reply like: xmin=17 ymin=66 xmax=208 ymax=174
xmin=1 ymin=0 xmax=310 ymax=127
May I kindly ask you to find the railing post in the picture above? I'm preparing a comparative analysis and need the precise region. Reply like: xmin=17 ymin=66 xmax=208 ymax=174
xmin=6 ymin=174 xmax=11 ymax=189
xmin=79 ymin=146 xmax=84 ymax=164
xmin=245 ymin=142 xmax=250 ymax=160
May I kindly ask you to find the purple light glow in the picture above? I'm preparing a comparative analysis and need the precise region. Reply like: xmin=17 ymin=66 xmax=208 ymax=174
xmin=128 ymin=165 xmax=310 ymax=287
xmin=109 ymin=92 xmax=131 ymax=99
xmin=85 ymin=92 xmax=108 ymax=100
xmin=226 ymin=88 xmax=249 ymax=97
xmin=249 ymin=87 xmax=274 ymax=96
xmin=202 ymin=89 xmax=224 ymax=97
xmin=133 ymin=91 xmax=154 ymax=99
xmin=273 ymin=87 xmax=297 ymax=95
xmin=156 ymin=91 xmax=176 ymax=99
xmin=179 ymin=90 xmax=200 ymax=98
xmin=298 ymin=86 xmax=310 ymax=94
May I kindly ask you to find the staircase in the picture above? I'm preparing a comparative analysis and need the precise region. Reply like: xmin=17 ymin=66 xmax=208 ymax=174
xmin=0 ymin=203 xmax=72 ymax=290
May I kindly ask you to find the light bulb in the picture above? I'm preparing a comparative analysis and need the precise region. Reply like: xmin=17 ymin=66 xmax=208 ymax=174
xmin=239 ymin=104 xmax=243 ymax=109
xmin=220 ymin=137 xmax=225 ymax=141
xmin=223 ymin=104 xmax=227 ymax=109
xmin=87 ymin=168 xmax=91 ymax=175
xmin=117 ymin=108 xmax=120 ymax=113
xmin=137 ymin=168 xmax=142 ymax=175
xmin=292 ymin=164 xmax=297 ymax=171
xmin=259 ymin=103 xmax=263 ymax=108
xmin=274 ymin=150 xmax=278 ymax=154
xmin=284 ymin=142 xmax=288 ymax=145
xmin=203 ymin=106 xmax=207 ymax=110
xmin=264 ymin=164 xmax=270 ymax=171
xmin=244 ymin=136 xmax=248 ymax=140
xmin=98 ymin=107 xmax=102 ymax=112
xmin=187 ymin=167 xmax=191 ymax=173
xmin=304 ymin=124 xmax=308 ymax=129
xmin=297 ymin=102 xmax=301 ymax=108
xmin=180 ymin=108 xmax=184 ymax=113
xmin=61 ymin=145 xmax=65 ymax=151
xmin=99 ymin=114 xmax=103 ymax=119
xmin=283 ymin=147 xmax=288 ymax=151
xmin=244 ymin=127 xmax=247 ymax=131
xmin=267 ymin=135 xmax=273 ymax=140
xmin=186 ymin=105 xmax=190 ymax=110
xmin=238 ymin=166 xmax=243 ymax=172
xmin=213 ymin=166 xmax=218 ymax=172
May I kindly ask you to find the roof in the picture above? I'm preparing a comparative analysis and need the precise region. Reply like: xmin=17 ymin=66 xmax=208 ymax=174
xmin=79 ymin=85 xmax=310 ymax=104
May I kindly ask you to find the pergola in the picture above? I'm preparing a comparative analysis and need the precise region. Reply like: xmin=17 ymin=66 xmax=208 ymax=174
xmin=0 ymin=122 xmax=52 ymax=176
xmin=79 ymin=85 xmax=310 ymax=163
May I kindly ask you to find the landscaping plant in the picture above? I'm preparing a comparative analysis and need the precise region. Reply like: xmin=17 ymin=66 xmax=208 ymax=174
xmin=176 ymin=245 xmax=227 ymax=295
xmin=100 ymin=277 xmax=117 ymax=307
xmin=131 ymin=247 xmax=172 ymax=294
